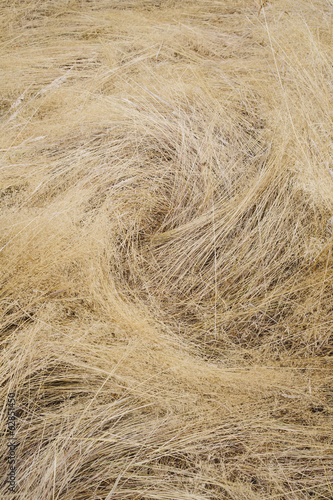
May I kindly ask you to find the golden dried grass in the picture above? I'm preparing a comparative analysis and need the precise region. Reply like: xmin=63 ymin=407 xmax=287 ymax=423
xmin=0 ymin=0 xmax=333 ymax=498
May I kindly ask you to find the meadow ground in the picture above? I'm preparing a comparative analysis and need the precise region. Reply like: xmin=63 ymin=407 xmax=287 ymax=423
xmin=0 ymin=0 xmax=333 ymax=498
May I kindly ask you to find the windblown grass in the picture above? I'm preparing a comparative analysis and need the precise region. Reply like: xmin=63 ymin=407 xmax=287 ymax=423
xmin=1 ymin=0 xmax=333 ymax=498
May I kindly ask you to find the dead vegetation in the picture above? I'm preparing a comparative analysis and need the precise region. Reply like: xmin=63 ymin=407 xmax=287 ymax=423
xmin=1 ymin=0 xmax=333 ymax=498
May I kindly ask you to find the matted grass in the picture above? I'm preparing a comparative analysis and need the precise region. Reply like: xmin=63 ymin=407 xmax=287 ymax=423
xmin=0 ymin=1 xmax=332 ymax=498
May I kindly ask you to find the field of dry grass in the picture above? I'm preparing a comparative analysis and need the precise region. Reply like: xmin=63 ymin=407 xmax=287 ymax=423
xmin=1 ymin=0 xmax=333 ymax=498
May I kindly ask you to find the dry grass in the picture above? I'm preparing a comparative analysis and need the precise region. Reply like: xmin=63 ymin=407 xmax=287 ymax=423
xmin=1 ymin=0 xmax=333 ymax=498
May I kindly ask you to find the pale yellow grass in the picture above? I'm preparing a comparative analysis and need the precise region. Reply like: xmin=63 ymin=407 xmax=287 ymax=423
xmin=0 ymin=0 xmax=333 ymax=499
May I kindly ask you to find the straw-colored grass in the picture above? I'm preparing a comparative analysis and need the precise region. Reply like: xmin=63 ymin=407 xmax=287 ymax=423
xmin=1 ymin=0 xmax=332 ymax=498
